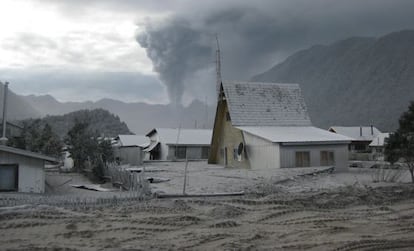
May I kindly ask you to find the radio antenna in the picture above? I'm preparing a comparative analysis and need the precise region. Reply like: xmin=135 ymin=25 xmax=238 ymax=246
xmin=215 ymin=34 xmax=222 ymax=101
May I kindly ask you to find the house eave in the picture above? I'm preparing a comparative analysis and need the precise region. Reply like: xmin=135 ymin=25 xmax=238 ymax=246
xmin=280 ymin=141 xmax=351 ymax=146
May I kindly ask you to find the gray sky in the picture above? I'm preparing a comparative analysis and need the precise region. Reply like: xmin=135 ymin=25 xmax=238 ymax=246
xmin=2 ymin=0 xmax=414 ymax=105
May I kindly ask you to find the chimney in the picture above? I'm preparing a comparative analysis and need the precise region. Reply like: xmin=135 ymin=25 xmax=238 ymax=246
xmin=370 ymin=125 xmax=374 ymax=135
xmin=0 ymin=81 xmax=9 ymax=145
xmin=359 ymin=126 xmax=362 ymax=137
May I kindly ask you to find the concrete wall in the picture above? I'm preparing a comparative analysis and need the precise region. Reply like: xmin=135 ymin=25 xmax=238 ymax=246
xmin=243 ymin=132 xmax=280 ymax=169
xmin=0 ymin=152 xmax=45 ymax=193
xmin=279 ymin=144 xmax=349 ymax=171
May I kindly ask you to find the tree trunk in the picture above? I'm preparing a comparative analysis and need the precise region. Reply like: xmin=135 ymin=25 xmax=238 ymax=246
xmin=409 ymin=164 xmax=414 ymax=183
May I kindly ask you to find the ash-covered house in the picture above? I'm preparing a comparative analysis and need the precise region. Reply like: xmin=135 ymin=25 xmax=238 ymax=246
xmin=0 ymin=145 xmax=58 ymax=193
xmin=328 ymin=126 xmax=381 ymax=153
xmin=208 ymin=81 xmax=352 ymax=170
xmin=369 ymin=132 xmax=390 ymax=160
xmin=145 ymin=128 xmax=212 ymax=160
xmin=113 ymin=135 xmax=150 ymax=166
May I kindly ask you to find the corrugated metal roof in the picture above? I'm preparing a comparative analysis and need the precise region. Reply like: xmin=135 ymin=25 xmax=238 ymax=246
xmin=369 ymin=133 xmax=390 ymax=147
xmin=116 ymin=135 xmax=149 ymax=148
xmin=0 ymin=145 xmax=58 ymax=163
xmin=147 ymin=128 xmax=212 ymax=145
xmin=329 ymin=126 xmax=381 ymax=141
xmin=222 ymin=81 xmax=312 ymax=126
xmin=237 ymin=126 xmax=352 ymax=143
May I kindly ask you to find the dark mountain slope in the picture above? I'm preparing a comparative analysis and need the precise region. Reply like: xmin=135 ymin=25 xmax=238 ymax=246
xmin=22 ymin=94 xmax=215 ymax=134
xmin=253 ymin=30 xmax=414 ymax=131
xmin=21 ymin=108 xmax=132 ymax=138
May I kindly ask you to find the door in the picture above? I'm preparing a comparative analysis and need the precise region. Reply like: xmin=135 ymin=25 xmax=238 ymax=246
xmin=0 ymin=164 xmax=18 ymax=191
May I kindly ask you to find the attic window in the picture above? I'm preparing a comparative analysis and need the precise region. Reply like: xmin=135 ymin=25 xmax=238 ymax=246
xmin=226 ymin=112 xmax=231 ymax=121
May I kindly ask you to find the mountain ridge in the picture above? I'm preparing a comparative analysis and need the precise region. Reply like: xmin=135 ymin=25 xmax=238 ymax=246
xmin=252 ymin=30 xmax=414 ymax=131
xmin=21 ymin=94 xmax=215 ymax=134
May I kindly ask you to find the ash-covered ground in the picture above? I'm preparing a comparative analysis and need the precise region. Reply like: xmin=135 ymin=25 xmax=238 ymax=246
xmin=1 ymin=162 xmax=414 ymax=250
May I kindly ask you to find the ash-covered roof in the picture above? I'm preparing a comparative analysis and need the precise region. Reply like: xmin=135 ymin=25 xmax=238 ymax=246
xmin=0 ymin=145 xmax=58 ymax=163
xmin=369 ymin=132 xmax=390 ymax=147
xmin=329 ymin=126 xmax=381 ymax=141
xmin=222 ymin=81 xmax=311 ymax=126
xmin=147 ymin=128 xmax=212 ymax=146
xmin=115 ymin=135 xmax=149 ymax=148
xmin=238 ymin=126 xmax=352 ymax=144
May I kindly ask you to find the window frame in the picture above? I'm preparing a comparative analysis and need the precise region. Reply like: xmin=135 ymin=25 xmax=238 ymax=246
xmin=295 ymin=151 xmax=310 ymax=167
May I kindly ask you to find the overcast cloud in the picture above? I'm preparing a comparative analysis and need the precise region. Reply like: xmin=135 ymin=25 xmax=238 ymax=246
xmin=2 ymin=0 xmax=414 ymax=104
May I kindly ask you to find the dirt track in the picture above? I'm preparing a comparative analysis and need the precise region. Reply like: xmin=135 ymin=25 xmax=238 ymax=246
xmin=1 ymin=184 xmax=414 ymax=250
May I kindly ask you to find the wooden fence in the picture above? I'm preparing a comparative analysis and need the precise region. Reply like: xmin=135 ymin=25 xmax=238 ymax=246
xmin=103 ymin=163 xmax=149 ymax=192
xmin=0 ymin=190 xmax=148 ymax=209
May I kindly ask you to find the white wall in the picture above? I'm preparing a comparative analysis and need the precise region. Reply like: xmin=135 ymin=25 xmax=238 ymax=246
xmin=280 ymin=144 xmax=349 ymax=171
xmin=0 ymin=152 xmax=45 ymax=193
xmin=243 ymin=132 xmax=280 ymax=169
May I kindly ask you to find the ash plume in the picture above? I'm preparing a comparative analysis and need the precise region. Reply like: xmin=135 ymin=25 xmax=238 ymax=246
xmin=137 ymin=18 xmax=212 ymax=105
xmin=137 ymin=0 xmax=414 ymax=105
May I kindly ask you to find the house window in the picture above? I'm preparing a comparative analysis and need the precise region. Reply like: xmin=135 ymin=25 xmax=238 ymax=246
xmin=320 ymin=151 xmax=335 ymax=166
xmin=201 ymin=146 xmax=210 ymax=159
xmin=226 ymin=112 xmax=231 ymax=121
xmin=0 ymin=164 xmax=18 ymax=192
xmin=295 ymin=151 xmax=310 ymax=167
xmin=176 ymin=146 xmax=187 ymax=159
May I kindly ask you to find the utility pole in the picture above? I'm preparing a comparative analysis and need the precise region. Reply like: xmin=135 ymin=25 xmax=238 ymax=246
xmin=0 ymin=81 xmax=9 ymax=145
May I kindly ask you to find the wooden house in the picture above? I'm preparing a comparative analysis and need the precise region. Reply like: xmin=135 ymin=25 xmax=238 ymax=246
xmin=328 ymin=126 xmax=381 ymax=153
xmin=209 ymin=81 xmax=352 ymax=170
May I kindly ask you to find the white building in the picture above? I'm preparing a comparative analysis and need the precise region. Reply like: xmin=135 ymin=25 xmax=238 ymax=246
xmin=209 ymin=81 xmax=352 ymax=170
xmin=0 ymin=145 xmax=58 ymax=193
xmin=369 ymin=132 xmax=390 ymax=160
xmin=145 ymin=128 xmax=212 ymax=160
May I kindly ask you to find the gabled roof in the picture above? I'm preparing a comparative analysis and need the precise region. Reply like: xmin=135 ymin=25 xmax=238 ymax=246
xmin=369 ymin=133 xmax=390 ymax=147
xmin=222 ymin=81 xmax=311 ymax=126
xmin=146 ymin=128 xmax=212 ymax=145
xmin=238 ymin=126 xmax=352 ymax=144
xmin=329 ymin=126 xmax=381 ymax=141
xmin=115 ymin=135 xmax=149 ymax=148
xmin=0 ymin=145 xmax=58 ymax=163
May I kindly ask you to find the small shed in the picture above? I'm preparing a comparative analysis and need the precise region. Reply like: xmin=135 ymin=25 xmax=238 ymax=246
xmin=0 ymin=145 xmax=58 ymax=193
xmin=113 ymin=135 xmax=149 ymax=166
xmin=145 ymin=128 xmax=212 ymax=160
xmin=209 ymin=81 xmax=352 ymax=170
